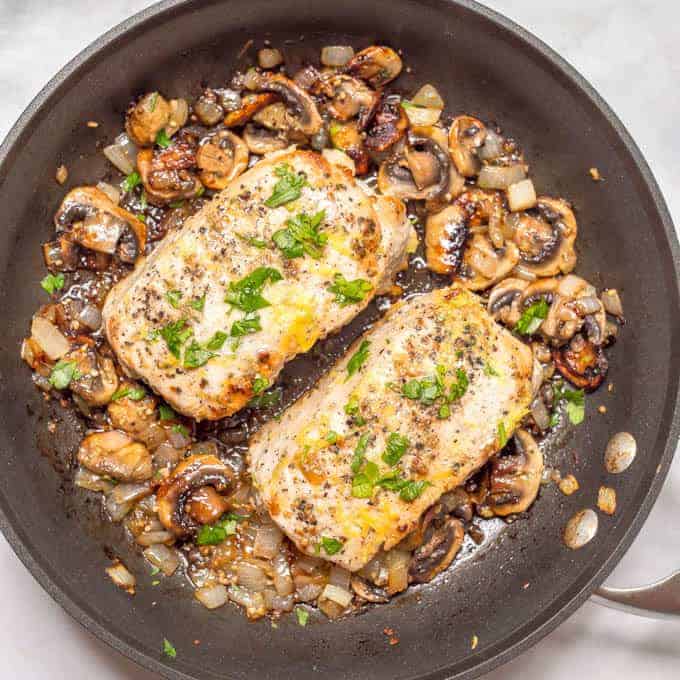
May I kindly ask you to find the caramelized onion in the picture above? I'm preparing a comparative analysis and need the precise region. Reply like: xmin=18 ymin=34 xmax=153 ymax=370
xmin=195 ymin=584 xmax=229 ymax=609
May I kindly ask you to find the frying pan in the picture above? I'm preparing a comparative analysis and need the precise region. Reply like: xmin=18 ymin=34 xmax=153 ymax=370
xmin=0 ymin=0 xmax=678 ymax=678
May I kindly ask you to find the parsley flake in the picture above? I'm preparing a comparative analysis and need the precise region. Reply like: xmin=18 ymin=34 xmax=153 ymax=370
xmin=48 ymin=360 xmax=81 ymax=390
xmin=224 ymin=267 xmax=283 ymax=312
xmin=121 ymin=171 xmax=141 ymax=193
xmin=382 ymin=432 xmax=410 ymax=466
xmin=41 ymin=272 xmax=65 ymax=295
xmin=165 ymin=289 xmax=182 ymax=309
xmin=196 ymin=512 xmax=244 ymax=546
xmin=183 ymin=340 xmax=216 ymax=369
xmin=553 ymin=381 xmax=586 ymax=425
xmin=272 ymin=209 xmax=327 ymax=259
xmin=295 ymin=606 xmax=309 ymax=627
xmin=328 ymin=273 xmax=372 ymax=306
xmin=320 ymin=536 xmax=343 ymax=555
xmin=162 ymin=638 xmax=176 ymax=659
xmin=155 ymin=128 xmax=171 ymax=148
xmin=159 ymin=319 xmax=192 ymax=358
xmin=230 ymin=311 xmax=262 ymax=337
xmin=111 ymin=385 xmax=146 ymax=401
xmin=346 ymin=340 xmax=370 ymax=380
xmin=515 ymin=299 xmax=549 ymax=336
xmin=206 ymin=331 xmax=228 ymax=351
xmin=158 ymin=404 xmax=176 ymax=421
xmin=265 ymin=163 xmax=307 ymax=208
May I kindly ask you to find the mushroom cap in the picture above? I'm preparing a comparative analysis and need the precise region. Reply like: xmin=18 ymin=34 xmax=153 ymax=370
xmin=425 ymin=204 xmax=469 ymax=275
xmin=365 ymin=94 xmax=408 ymax=152
xmin=66 ymin=345 xmax=119 ymax=406
xmin=346 ymin=45 xmax=403 ymax=87
xmin=487 ymin=277 xmax=530 ymax=326
xmin=223 ymin=92 xmax=278 ymax=128
xmin=137 ymin=147 xmax=203 ymax=206
xmin=448 ymin=115 xmax=486 ymax=177
xmin=196 ymin=130 xmax=249 ymax=190
xmin=408 ymin=516 xmax=464 ymax=584
xmin=553 ymin=335 xmax=609 ymax=392
xmin=242 ymin=123 xmax=288 ymax=155
xmin=125 ymin=92 xmax=171 ymax=147
xmin=77 ymin=430 xmax=153 ymax=483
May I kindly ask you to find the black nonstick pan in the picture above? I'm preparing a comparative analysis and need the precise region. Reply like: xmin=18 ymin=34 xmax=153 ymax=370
xmin=0 ymin=1 xmax=678 ymax=679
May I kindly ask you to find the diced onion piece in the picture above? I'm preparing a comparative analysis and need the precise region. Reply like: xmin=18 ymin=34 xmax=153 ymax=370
xmin=296 ymin=554 xmax=324 ymax=574
xmin=574 ymin=295 xmax=602 ymax=315
xmin=328 ymin=565 xmax=351 ymax=592
xmin=74 ymin=467 xmax=114 ymax=493
xmin=31 ymin=316 xmax=70 ymax=361
xmin=411 ymin=84 xmax=444 ymax=109
xmin=78 ymin=304 xmax=102 ymax=331
xmin=108 ymin=482 xmax=152 ymax=506
xmin=143 ymin=544 xmax=180 ymax=576
xmin=601 ymin=289 xmax=623 ymax=317
xmin=167 ymin=427 xmax=191 ymax=449
xmin=106 ymin=496 xmax=134 ymax=522
xmin=512 ymin=263 xmax=538 ymax=281
xmin=96 ymin=181 xmax=121 ymax=205
xmin=478 ymin=129 xmax=504 ymax=161
xmin=195 ymin=584 xmax=229 ymax=610
xmin=320 ymin=583 xmax=353 ymax=608
xmin=135 ymin=530 xmax=174 ymax=547
xmin=228 ymin=586 xmax=266 ymax=618
xmin=166 ymin=99 xmax=189 ymax=137
xmin=253 ymin=522 xmax=283 ymax=559
xmin=295 ymin=582 xmax=323 ymax=602
xmin=403 ymin=105 xmax=441 ymax=127
xmin=478 ymin=164 xmax=526 ymax=190
xmin=530 ymin=396 xmax=551 ymax=431
xmin=507 ymin=178 xmax=537 ymax=212
xmin=153 ymin=442 xmax=182 ymax=468
xmin=236 ymin=560 xmax=268 ymax=592
xmin=263 ymin=589 xmax=295 ymax=612
xmin=258 ymin=48 xmax=284 ymax=69
xmin=272 ymin=553 xmax=294 ymax=596
xmin=321 ymin=45 xmax=355 ymax=67
xmin=103 ymin=135 xmax=136 ymax=175
xmin=385 ymin=548 xmax=410 ymax=594
xmin=106 ymin=562 xmax=136 ymax=592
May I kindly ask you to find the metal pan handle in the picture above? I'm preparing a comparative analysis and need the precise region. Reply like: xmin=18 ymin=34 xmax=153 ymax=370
xmin=591 ymin=571 xmax=680 ymax=619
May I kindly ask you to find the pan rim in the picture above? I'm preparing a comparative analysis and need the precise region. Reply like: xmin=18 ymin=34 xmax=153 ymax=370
xmin=0 ymin=1 xmax=678 ymax=679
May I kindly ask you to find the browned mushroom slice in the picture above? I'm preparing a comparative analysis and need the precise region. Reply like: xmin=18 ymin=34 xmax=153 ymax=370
xmin=42 ymin=236 xmax=80 ymax=272
xmin=313 ymin=74 xmax=379 ymax=129
xmin=244 ymin=72 xmax=322 ymax=135
xmin=408 ymin=516 xmax=464 ymax=584
xmin=378 ymin=134 xmax=450 ymax=200
xmin=346 ymin=45 xmax=403 ymax=87
xmin=364 ymin=94 xmax=408 ymax=152
xmin=156 ymin=454 xmax=236 ymax=538
xmin=78 ymin=430 xmax=153 ymax=482
xmin=64 ymin=345 xmax=119 ymax=406
xmin=508 ymin=197 xmax=577 ymax=277
xmin=108 ymin=389 xmax=158 ymax=438
xmin=196 ymin=130 xmax=249 ymax=190
xmin=482 ymin=429 xmax=543 ymax=517
xmin=193 ymin=89 xmax=226 ymax=126
xmin=553 ymin=334 xmax=608 ymax=392
xmin=55 ymin=187 xmax=146 ymax=264
xmin=425 ymin=204 xmax=469 ymax=275
xmin=487 ymin=278 xmax=530 ymax=327
xmin=137 ymin=142 xmax=203 ymax=206
xmin=242 ymin=123 xmax=288 ymax=155
xmin=125 ymin=92 xmax=171 ymax=147
xmin=448 ymin=115 xmax=486 ymax=177
xmin=223 ymin=92 xmax=278 ymax=127
xmin=329 ymin=120 xmax=370 ymax=175
xmin=350 ymin=575 xmax=389 ymax=603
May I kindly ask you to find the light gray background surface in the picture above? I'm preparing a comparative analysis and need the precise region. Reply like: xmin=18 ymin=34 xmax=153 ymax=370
xmin=1 ymin=0 xmax=679 ymax=677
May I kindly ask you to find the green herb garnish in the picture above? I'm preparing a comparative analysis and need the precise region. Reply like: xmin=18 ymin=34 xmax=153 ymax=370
xmin=398 ymin=479 xmax=430 ymax=502
xmin=248 ymin=386 xmax=282 ymax=409
xmin=165 ymin=289 xmax=183 ymax=309
xmin=111 ymin=386 xmax=146 ymax=401
xmin=230 ymin=311 xmax=262 ymax=337
xmin=553 ymin=381 xmax=586 ymax=425
xmin=295 ymin=607 xmax=309 ymax=627
xmin=155 ymin=128 xmax=171 ymax=148
xmin=382 ymin=432 xmax=410 ymax=466
xmin=237 ymin=233 xmax=268 ymax=249
xmin=346 ymin=340 xmax=370 ymax=380
xmin=183 ymin=340 xmax=217 ymax=369
xmin=162 ymin=638 xmax=176 ymax=659
xmin=484 ymin=362 xmax=500 ymax=377
xmin=148 ymin=92 xmax=159 ymax=112
xmin=122 ymin=171 xmax=141 ymax=193
xmin=350 ymin=432 xmax=371 ymax=473
xmin=326 ymin=431 xmax=339 ymax=445
xmin=171 ymin=423 xmax=189 ymax=437
xmin=48 ymin=360 xmax=80 ymax=390
xmin=515 ymin=299 xmax=549 ymax=335
xmin=328 ymin=273 xmax=372 ymax=307
xmin=190 ymin=295 xmax=206 ymax=312
xmin=41 ymin=273 xmax=65 ymax=295
xmin=195 ymin=512 xmax=244 ymax=546
xmin=265 ymin=163 xmax=307 ymax=208
xmin=344 ymin=395 xmax=366 ymax=425
xmin=224 ymin=267 xmax=283 ymax=312
xmin=206 ymin=331 xmax=228 ymax=351
xmin=497 ymin=421 xmax=508 ymax=448
xmin=319 ymin=536 xmax=343 ymax=555
xmin=159 ymin=318 xmax=192 ymax=358
xmin=252 ymin=375 xmax=269 ymax=395
xmin=272 ymin=209 xmax=327 ymax=259
xmin=401 ymin=365 xmax=468 ymax=418
xmin=159 ymin=404 xmax=176 ymax=421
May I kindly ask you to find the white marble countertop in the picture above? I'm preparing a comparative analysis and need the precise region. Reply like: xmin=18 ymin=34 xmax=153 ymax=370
xmin=1 ymin=1 xmax=679 ymax=678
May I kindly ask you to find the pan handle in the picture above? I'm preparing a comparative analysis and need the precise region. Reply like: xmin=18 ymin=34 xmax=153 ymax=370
xmin=591 ymin=571 xmax=680 ymax=619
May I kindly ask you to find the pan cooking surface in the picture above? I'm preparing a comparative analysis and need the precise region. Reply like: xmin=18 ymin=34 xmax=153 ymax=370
xmin=0 ymin=2 xmax=678 ymax=679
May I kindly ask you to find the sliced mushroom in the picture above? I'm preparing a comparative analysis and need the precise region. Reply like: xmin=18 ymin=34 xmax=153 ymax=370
xmin=108 ymin=390 xmax=158 ymax=438
xmin=313 ymin=74 xmax=379 ymax=129
xmin=553 ymin=334 xmax=608 ymax=391
xmin=408 ymin=516 xmax=464 ymax=584
xmin=242 ymin=123 xmax=288 ymax=155
xmin=350 ymin=575 xmax=389 ymax=603
xmin=364 ymin=94 xmax=408 ymax=152
xmin=329 ymin=120 xmax=370 ymax=175
xmin=55 ymin=187 xmax=146 ymax=264
xmin=125 ymin=92 xmax=171 ymax=147
xmin=78 ymin=430 xmax=153 ymax=482
xmin=487 ymin=277 xmax=530 ymax=326
xmin=244 ymin=72 xmax=322 ymax=135
xmin=42 ymin=236 xmax=81 ymax=272
xmin=185 ymin=485 xmax=230 ymax=525
xmin=425 ymin=204 xmax=469 ymax=275
xmin=193 ymin=89 xmax=225 ymax=126
xmin=196 ymin=131 xmax=249 ymax=190
xmin=506 ymin=197 xmax=577 ymax=277
xmin=156 ymin=454 xmax=236 ymax=538
xmin=346 ymin=45 xmax=403 ymax=87
xmin=223 ymin=92 xmax=278 ymax=127
xmin=378 ymin=134 xmax=450 ymax=200
xmin=137 ymin=142 xmax=202 ymax=206
xmin=64 ymin=345 xmax=119 ymax=406
xmin=483 ymin=429 xmax=543 ymax=516
xmin=448 ymin=115 xmax=486 ymax=177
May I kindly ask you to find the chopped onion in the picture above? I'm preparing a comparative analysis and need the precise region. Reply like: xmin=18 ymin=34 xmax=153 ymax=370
xmin=106 ymin=483 xmax=151 ymax=522
xmin=74 ymin=467 xmax=114 ymax=493
xmin=106 ymin=562 xmax=136 ymax=592
xmin=321 ymin=45 xmax=354 ymax=67
xmin=195 ymin=584 xmax=229 ymax=610
xmin=262 ymin=588 xmax=295 ymax=611
xmin=507 ymin=178 xmax=537 ymax=212
xmin=135 ymin=530 xmax=173 ymax=547
xmin=574 ymin=295 xmax=602 ymax=315
xmin=106 ymin=496 xmax=134 ymax=522
xmin=295 ymin=582 xmax=323 ymax=602
xmin=103 ymin=132 xmax=137 ymax=175
xmin=253 ymin=522 xmax=283 ymax=559
xmin=385 ymin=549 xmax=410 ymax=595
xmin=166 ymin=99 xmax=189 ymax=137
xmin=296 ymin=554 xmax=323 ymax=574
xmin=143 ymin=544 xmax=180 ymax=576
xmin=601 ymin=289 xmax=623 ymax=317
xmin=411 ymin=84 xmax=444 ymax=109
xmin=236 ymin=560 xmax=268 ymax=592
xmin=328 ymin=565 xmax=351 ymax=591
xmin=77 ymin=304 xmax=102 ymax=331
xmin=403 ymin=105 xmax=441 ymax=127
xmin=530 ymin=396 xmax=551 ymax=431
xmin=258 ymin=48 xmax=284 ymax=69
xmin=272 ymin=552 xmax=294 ymax=596
xmin=478 ymin=164 xmax=526 ymax=190
xmin=153 ymin=442 xmax=182 ymax=468
xmin=31 ymin=316 xmax=70 ymax=361
xmin=228 ymin=585 xmax=266 ymax=618
xmin=320 ymin=583 xmax=353 ymax=608
xmin=478 ymin=129 xmax=504 ymax=161
xmin=168 ymin=427 xmax=191 ymax=449
xmin=96 ymin=181 xmax=120 ymax=205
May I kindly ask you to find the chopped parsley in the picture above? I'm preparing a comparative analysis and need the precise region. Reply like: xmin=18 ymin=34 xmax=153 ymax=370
xmin=41 ymin=272 xmax=65 ymax=294
xmin=382 ymin=432 xmax=410 ymax=466
xmin=237 ymin=233 xmax=268 ymax=249
xmin=397 ymin=479 xmax=430 ymax=502
xmin=319 ymin=536 xmax=343 ymax=555
xmin=48 ymin=360 xmax=80 ymax=390
xmin=172 ymin=423 xmax=190 ymax=437
xmin=230 ymin=311 xmax=262 ymax=337
xmin=553 ymin=381 xmax=586 ymax=425
xmin=121 ymin=171 xmax=141 ymax=193
xmin=195 ymin=512 xmax=244 ymax=546
xmin=155 ymin=128 xmax=171 ymax=148
xmin=295 ymin=606 xmax=309 ymax=627
xmin=326 ymin=430 xmax=339 ymax=444
xmin=111 ymin=385 xmax=146 ymax=401
xmin=162 ymin=638 xmax=176 ymax=659
xmin=272 ymin=209 xmax=327 ymax=259
xmin=190 ymin=295 xmax=206 ymax=312
xmin=148 ymin=92 xmax=159 ymax=112
xmin=248 ymin=386 xmax=282 ymax=409
xmin=484 ymin=362 xmax=500 ymax=377
xmin=265 ymin=163 xmax=307 ymax=208
xmin=158 ymin=404 xmax=176 ymax=421
xmin=169 ymin=200 xmax=185 ymax=209
xmin=149 ymin=566 xmax=160 ymax=576
xmin=224 ymin=267 xmax=283 ymax=312
xmin=351 ymin=461 xmax=379 ymax=498
xmin=206 ymin=331 xmax=228 ymax=351
xmin=252 ymin=375 xmax=269 ymax=395
xmin=346 ymin=340 xmax=370 ymax=380
xmin=328 ymin=274 xmax=372 ymax=307
xmin=400 ymin=365 xmax=468 ymax=418
xmin=350 ymin=432 xmax=371 ymax=473
xmin=195 ymin=185 xmax=205 ymax=198
xmin=497 ymin=421 xmax=508 ymax=448
xmin=159 ymin=318 xmax=192 ymax=359
xmin=515 ymin=299 xmax=549 ymax=335
xmin=165 ymin=289 xmax=183 ymax=309
xmin=183 ymin=340 xmax=217 ymax=369
xmin=344 ymin=395 xmax=366 ymax=425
